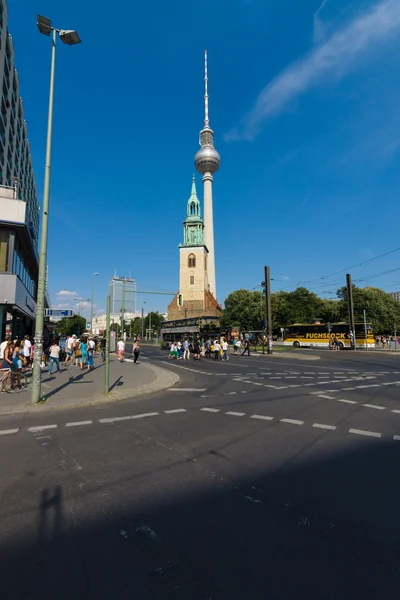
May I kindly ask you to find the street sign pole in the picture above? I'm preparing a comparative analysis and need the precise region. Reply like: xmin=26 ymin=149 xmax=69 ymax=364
xmin=104 ymin=295 xmax=110 ymax=395
xmin=264 ymin=266 xmax=273 ymax=355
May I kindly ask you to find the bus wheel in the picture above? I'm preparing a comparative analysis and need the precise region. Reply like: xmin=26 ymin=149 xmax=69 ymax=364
xmin=338 ymin=342 xmax=344 ymax=350
xmin=293 ymin=341 xmax=300 ymax=348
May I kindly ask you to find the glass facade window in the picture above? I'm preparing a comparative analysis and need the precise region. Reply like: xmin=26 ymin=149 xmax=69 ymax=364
xmin=0 ymin=230 xmax=9 ymax=271
xmin=12 ymin=247 xmax=35 ymax=297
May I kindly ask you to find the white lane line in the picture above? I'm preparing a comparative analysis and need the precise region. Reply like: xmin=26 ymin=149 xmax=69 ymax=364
xmin=226 ymin=411 xmax=246 ymax=417
xmin=313 ymin=423 xmax=337 ymax=431
xmin=275 ymin=373 xmax=287 ymax=375
xmin=269 ymin=377 xmax=282 ymax=379
xmin=316 ymin=394 xmax=336 ymax=400
xmin=164 ymin=409 xmax=187 ymax=414
xmin=28 ymin=424 xmax=57 ymax=432
xmin=337 ymin=398 xmax=358 ymax=404
xmin=131 ymin=412 xmax=159 ymax=420
xmin=392 ymin=410 xmax=400 ymax=414
xmin=65 ymin=420 xmax=93 ymax=427
xmin=284 ymin=376 xmax=297 ymax=379
xmin=167 ymin=388 xmax=207 ymax=392
xmin=363 ymin=404 xmax=386 ymax=411
xmin=394 ymin=435 xmax=400 ymax=441
xmin=341 ymin=387 xmax=355 ymax=391
xmin=241 ymin=390 xmax=248 ymax=393
xmin=304 ymin=372 xmax=315 ymax=375
xmin=317 ymin=376 xmax=330 ymax=378
xmin=280 ymin=418 xmax=304 ymax=425
xmin=99 ymin=416 xmax=132 ymax=423
xmin=253 ymin=382 xmax=263 ymax=386
xmin=301 ymin=376 xmax=313 ymax=379
xmin=275 ymin=386 xmax=289 ymax=390
xmin=201 ymin=407 xmax=220 ymax=412
xmin=0 ymin=428 xmax=19 ymax=435
xmin=349 ymin=428 xmax=381 ymax=438
xmin=225 ymin=391 xmax=237 ymax=395
xmin=251 ymin=414 xmax=274 ymax=421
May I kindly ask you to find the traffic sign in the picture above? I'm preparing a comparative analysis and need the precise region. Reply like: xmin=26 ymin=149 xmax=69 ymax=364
xmin=45 ymin=309 xmax=73 ymax=317
xmin=86 ymin=323 xmax=91 ymax=330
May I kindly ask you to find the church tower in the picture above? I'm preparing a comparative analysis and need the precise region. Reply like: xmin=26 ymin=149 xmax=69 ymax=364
xmin=167 ymin=177 xmax=222 ymax=320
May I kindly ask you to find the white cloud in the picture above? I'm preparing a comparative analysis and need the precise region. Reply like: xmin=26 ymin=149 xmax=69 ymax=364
xmin=225 ymin=0 xmax=400 ymax=141
xmin=57 ymin=290 xmax=78 ymax=297
xmin=313 ymin=0 xmax=332 ymax=43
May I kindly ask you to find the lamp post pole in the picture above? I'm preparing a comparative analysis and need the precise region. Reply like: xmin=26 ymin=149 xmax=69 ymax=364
xmin=31 ymin=16 xmax=81 ymax=405
xmin=141 ymin=307 xmax=144 ymax=339
xmin=90 ymin=272 xmax=98 ymax=333
xmin=31 ymin=28 xmax=57 ymax=405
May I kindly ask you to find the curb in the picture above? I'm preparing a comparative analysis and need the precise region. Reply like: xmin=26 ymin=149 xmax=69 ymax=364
xmin=0 ymin=363 xmax=180 ymax=416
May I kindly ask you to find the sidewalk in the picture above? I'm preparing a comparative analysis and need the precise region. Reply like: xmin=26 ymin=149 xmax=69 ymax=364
xmin=0 ymin=354 xmax=179 ymax=416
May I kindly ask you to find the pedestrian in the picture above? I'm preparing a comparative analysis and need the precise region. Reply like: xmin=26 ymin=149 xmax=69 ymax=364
xmin=64 ymin=335 xmax=74 ymax=367
xmin=117 ymin=337 xmax=125 ymax=362
xmin=236 ymin=339 xmax=242 ymax=354
xmin=221 ymin=338 xmax=229 ymax=361
xmin=1 ymin=340 xmax=14 ymax=391
xmin=79 ymin=337 xmax=88 ymax=371
xmin=73 ymin=335 xmax=80 ymax=367
xmin=0 ymin=334 xmax=10 ymax=362
xmin=241 ymin=339 xmax=250 ymax=356
xmin=214 ymin=339 xmax=221 ymax=360
xmin=48 ymin=339 xmax=61 ymax=374
xmin=22 ymin=335 xmax=32 ymax=368
xmin=133 ymin=341 xmax=140 ymax=364
xmin=177 ymin=340 xmax=183 ymax=359
xmin=193 ymin=339 xmax=201 ymax=360
xmin=232 ymin=338 xmax=237 ymax=354
xmin=87 ymin=343 xmax=94 ymax=371
xmin=183 ymin=339 xmax=190 ymax=360
xmin=100 ymin=336 xmax=106 ymax=361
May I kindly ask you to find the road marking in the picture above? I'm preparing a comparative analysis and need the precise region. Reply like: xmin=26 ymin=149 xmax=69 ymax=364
xmin=130 ymin=412 xmax=159 ymax=420
xmin=241 ymin=390 xmax=248 ymax=393
xmin=65 ymin=420 xmax=93 ymax=427
xmin=28 ymin=424 xmax=57 ymax=432
xmin=164 ymin=409 xmax=187 ymax=414
xmin=253 ymin=382 xmax=263 ymax=386
xmin=99 ymin=416 xmax=133 ymax=423
xmin=0 ymin=428 xmax=19 ymax=435
xmin=363 ymin=404 xmax=386 ymax=410
xmin=251 ymin=414 xmax=274 ymax=421
xmin=226 ymin=411 xmax=246 ymax=417
xmin=394 ymin=435 xmax=400 ymax=441
xmin=167 ymin=388 xmax=207 ymax=392
xmin=349 ymin=428 xmax=381 ymax=438
xmin=225 ymin=391 xmax=237 ymax=395
xmin=270 ymin=377 xmax=282 ymax=379
xmin=337 ymin=398 xmax=358 ymax=404
xmin=392 ymin=410 xmax=400 ymax=414
xmin=341 ymin=387 xmax=355 ymax=391
xmin=317 ymin=394 xmax=336 ymax=400
xmin=313 ymin=423 xmax=337 ymax=431
xmin=281 ymin=418 xmax=304 ymax=425
xmin=201 ymin=407 xmax=220 ymax=412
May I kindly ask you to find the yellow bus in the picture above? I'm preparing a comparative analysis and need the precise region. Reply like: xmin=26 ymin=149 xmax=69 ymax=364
xmin=283 ymin=322 xmax=375 ymax=349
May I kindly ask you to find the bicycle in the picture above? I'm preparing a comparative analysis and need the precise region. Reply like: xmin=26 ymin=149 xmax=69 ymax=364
xmin=1 ymin=366 xmax=28 ymax=393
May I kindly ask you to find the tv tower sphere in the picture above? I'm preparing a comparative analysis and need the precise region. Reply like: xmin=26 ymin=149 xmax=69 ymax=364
xmin=195 ymin=129 xmax=221 ymax=175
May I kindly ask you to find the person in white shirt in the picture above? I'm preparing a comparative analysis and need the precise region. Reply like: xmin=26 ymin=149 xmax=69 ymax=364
xmin=213 ymin=340 xmax=221 ymax=361
xmin=64 ymin=335 xmax=74 ymax=366
xmin=23 ymin=335 xmax=32 ymax=367
xmin=48 ymin=340 xmax=61 ymax=374
xmin=117 ymin=338 xmax=125 ymax=362
xmin=221 ymin=338 xmax=229 ymax=361
xmin=0 ymin=335 xmax=10 ymax=361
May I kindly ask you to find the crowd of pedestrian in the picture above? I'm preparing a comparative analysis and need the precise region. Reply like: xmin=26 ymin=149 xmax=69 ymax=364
xmin=0 ymin=334 xmax=33 ymax=392
xmin=168 ymin=337 xmax=251 ymax=361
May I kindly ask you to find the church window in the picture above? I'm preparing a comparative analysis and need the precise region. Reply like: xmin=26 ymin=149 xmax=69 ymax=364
xmin=188 ymin=254 xmax=196 ymax=268
xmin=204 ymin=255 xmax=207 ymax=271
xmin=190 ymin=202 xmax=196 ymax=216
xmin=190 ymin=275 xmax=195 ymax=285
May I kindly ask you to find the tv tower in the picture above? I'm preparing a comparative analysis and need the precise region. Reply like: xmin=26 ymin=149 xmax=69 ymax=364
xmin=194 ymin=50 xmax=220 ymax=299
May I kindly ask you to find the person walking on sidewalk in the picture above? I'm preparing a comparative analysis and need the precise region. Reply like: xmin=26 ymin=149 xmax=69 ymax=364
xmin=241 ymin=338 xmax=250 ymax=356
xmin=48 ymin=340 xmax=61 ymax=374
xmin=133 ymin=341 xmax=140 ymax=364
xmin=183 ymin=339 xmax=190 ymax=360
xmin=87 ymin=342 xmax=95 ymax=371
xmin=222 ymin=338 xmax=229 ymax=361
xmin=79 ymin=337 xmax=88 ymax=371
xmin=117 ymin=338 xmax=125 ymax=362
xmin=23 ymin=335 xmax=32 ymax=369
xmin=214 ymin=339 xmax=221 ymax=360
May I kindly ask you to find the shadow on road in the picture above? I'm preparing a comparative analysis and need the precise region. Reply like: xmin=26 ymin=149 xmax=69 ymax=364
xmin=2 ymin=437 xmax=400 ymax=598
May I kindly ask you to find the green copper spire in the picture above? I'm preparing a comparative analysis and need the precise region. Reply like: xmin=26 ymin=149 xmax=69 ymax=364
xmin=180 ymin=176 xmax=206 ymax=248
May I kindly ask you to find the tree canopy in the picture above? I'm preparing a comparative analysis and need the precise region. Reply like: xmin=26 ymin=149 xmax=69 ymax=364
xmin=55 ymin=314 xmax=87 ymax=337
xmin=222 ymin=285 xmax=400 ymax=335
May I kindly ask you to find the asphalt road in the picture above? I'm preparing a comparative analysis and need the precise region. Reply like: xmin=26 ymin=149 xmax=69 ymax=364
xmin=1 ymin=347 xmax=400 ymax=599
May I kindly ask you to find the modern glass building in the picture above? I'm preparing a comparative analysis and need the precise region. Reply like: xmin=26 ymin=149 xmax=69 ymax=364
xmin=0 ymin=0 xmax=40 ymax=338
xmin=109 ymin=276 xmax=136 ymax=314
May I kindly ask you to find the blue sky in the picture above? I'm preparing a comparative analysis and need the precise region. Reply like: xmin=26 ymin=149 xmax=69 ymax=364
xmin=8 ymin=0 xmax=400 ymax=318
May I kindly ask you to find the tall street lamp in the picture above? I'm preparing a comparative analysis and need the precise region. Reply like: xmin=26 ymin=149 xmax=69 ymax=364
xmin=90 ymin=272 xmax=98 ymax=333
xmin=31 ymin=15 xmax=81 ymax=405
xmin=143 ymin=301 xmax=152 ymax=339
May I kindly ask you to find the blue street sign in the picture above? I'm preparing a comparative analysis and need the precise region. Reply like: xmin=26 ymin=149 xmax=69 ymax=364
xmin=45 ymin=309 xmax=73 ymax=317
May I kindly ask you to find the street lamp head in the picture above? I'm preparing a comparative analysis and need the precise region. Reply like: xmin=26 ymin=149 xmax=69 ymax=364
xmin=59 ymin=30 xmax=81 ymax=45
xmin=37 ymin=15 xmax=52 ymax=36
xmin=93 ymin=272 xmax=99 ymax=276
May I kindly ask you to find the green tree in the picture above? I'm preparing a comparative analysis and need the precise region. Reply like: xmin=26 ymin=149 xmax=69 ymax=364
xmin=56 ymin=314 xmax=87 ymax=337
xmin=223 ymin=289 xmax=265 ymax=331
xmin=336 ymin=285 xmax=400 ymax=334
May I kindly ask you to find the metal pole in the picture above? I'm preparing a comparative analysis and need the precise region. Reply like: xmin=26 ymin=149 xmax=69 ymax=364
xmin=104 ymin=295 xmax=110 ymax=395
xmin=363 ymin=309 xmax=368 ymax=351
xmin=394 ymin=323 xmax=397 ymax=351
xmin=141 ymin=307 xmax=144 ymax=339
xmin=90 ymin=275 xmax=95 ymax=333
xmin=346 ymin=273 xmax=356 ymax=350
xmin=265 ymin=266 xmax=273 ymax=355
xmin=121 ymin=279 xmax=125 ymax=339
xmin=31 ymin=28 xmax=57 ymax=404
xmin=149 ymin=307 xmax=152 ymax=340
